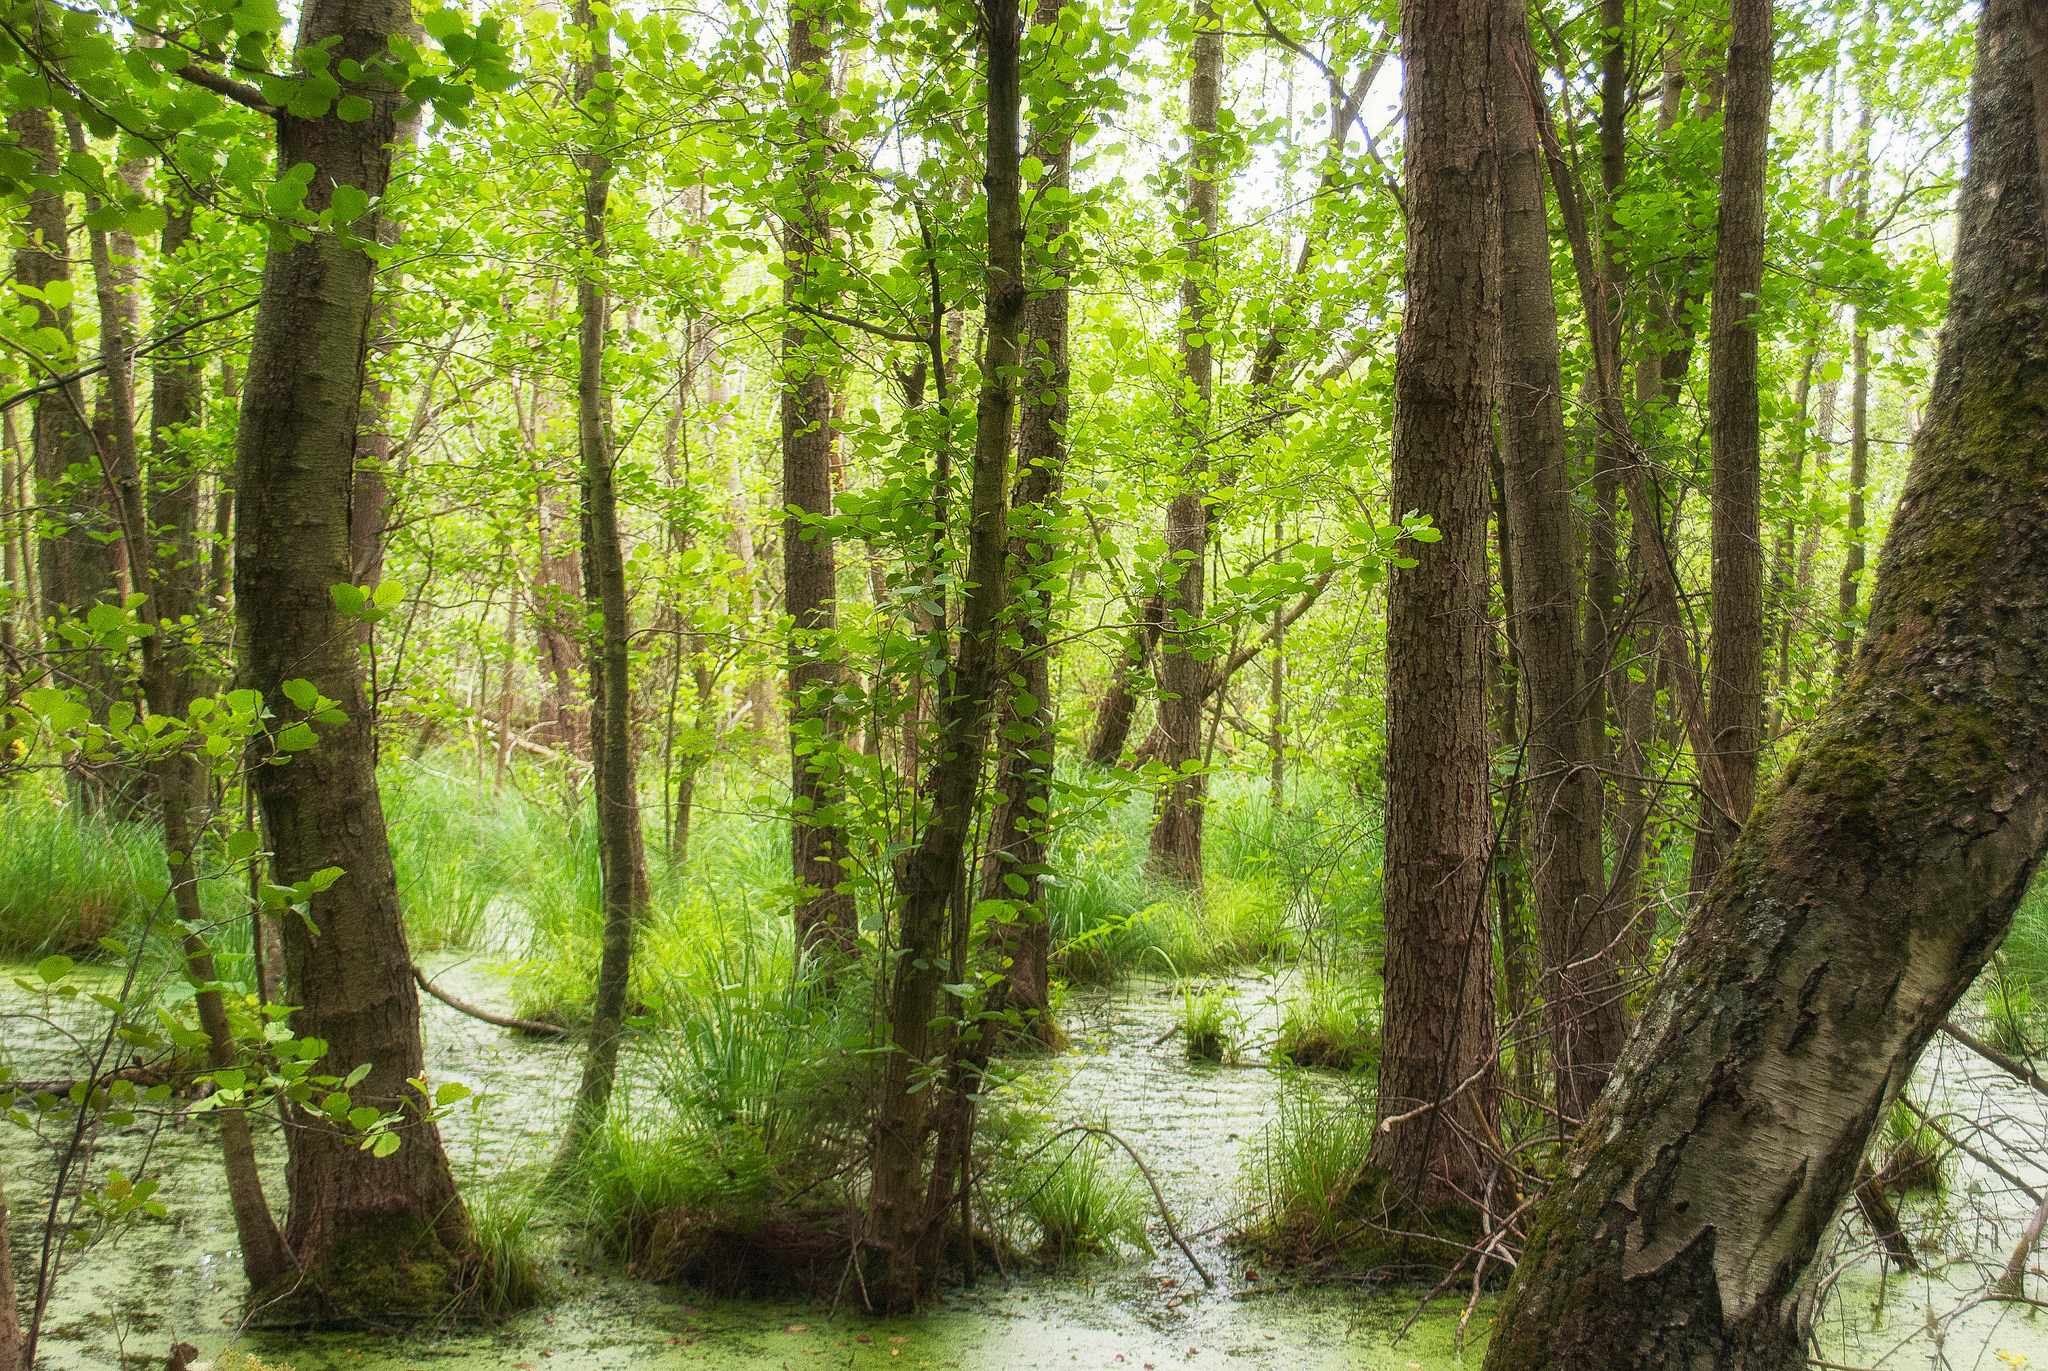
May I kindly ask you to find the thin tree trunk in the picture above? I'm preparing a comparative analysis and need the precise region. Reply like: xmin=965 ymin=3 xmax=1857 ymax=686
xmin=126 ymin=179 xmax=293 ymax=1289
xmin=1367 ymin=0 xmax=1500 ymax=1206
xmin=1835 ymin=148 xmax=1875 ymax=677
xmin=557 ymin=0 xmax=649 ymax=1164
xmin=1497 ymin=18 xmax=1623 ymax=1123
xmin=1687 ymin=0 xmax=1774 ymax=897
xmin=533 ymin=486 xmax=589 ymax=757
xmin=1147 ymin=3 xmax=1224 ymax=885
xmin=866 ymin=0 xmax=1023 ymax=1308
xmin=974 ymin=23 xmax=1074 ymax=1049
xmin=783 ymin=0 xmax=858 ymax=955
xmin=1084 ymin=593 xmax=1162 ymax=764
xmin=0 ymin=1157 xmax=21 ymax=1371
xmin=232 ymin=0 xmax=471 ymax=1308
xmin=1484 ymin=7 xmax=2048 ymax=1360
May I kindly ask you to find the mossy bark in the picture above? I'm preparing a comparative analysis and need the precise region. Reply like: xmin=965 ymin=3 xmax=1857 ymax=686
xmin=234 ymin=0 xmax=471 ymax=1319
xmin=1483 ymin=6 xmax=2048 ymax=1364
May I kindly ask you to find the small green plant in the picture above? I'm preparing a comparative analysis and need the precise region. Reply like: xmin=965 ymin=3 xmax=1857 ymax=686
xmin=1276 ymin=977 xmax=1379 ymax=1072
xmin=1178 ymin=984 xmax=1236 ymax=1061
xmin=463 ymin=1185 xmax=551 ymax=1318
xmin=1984 ymin=963 xmax=2036 ymax=1054
xmin=1016 ymin=1133 xmax=1152 ymax=1262
xmin=1239 ymin=1089 xmax=1376 ymax=1257
xmin=1877 ymin=1095 xmax=1948 ymax=1196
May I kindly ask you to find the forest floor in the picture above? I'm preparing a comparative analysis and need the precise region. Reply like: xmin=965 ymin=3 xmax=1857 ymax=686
xmin=5 ymin=956 xmax=2048 ymax=1371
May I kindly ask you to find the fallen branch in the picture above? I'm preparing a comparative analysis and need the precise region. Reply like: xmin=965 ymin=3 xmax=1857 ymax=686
xmin=1941 ymin=1018 xmax=2048 ymax=1097
xmin=412 ymin=965 xmax=564 ymax=1036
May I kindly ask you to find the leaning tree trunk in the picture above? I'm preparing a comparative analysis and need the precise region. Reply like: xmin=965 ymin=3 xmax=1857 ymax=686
xmin=1687 ymin=0 xmax=1773 ymax=897
xmin=1146 ymin=2 xmax=1223 ymax=885
xmin=783 ymin=0 xmax=858 ymax=956
xmin=1366 ymin=0 xmax=1500 ymax=1208
xmin=556 ymin=0 xmax=649 ymax=1165
xmin=1484 ymin=5 xmax=2048 ymax=1364
xmin=232 ymin=0 xmax=471 ymax=1312
xmin=866 ymin=0 xmax=1024 ymax=1311
xmin=1496 ymin=16 xmax=1623 ymax=1125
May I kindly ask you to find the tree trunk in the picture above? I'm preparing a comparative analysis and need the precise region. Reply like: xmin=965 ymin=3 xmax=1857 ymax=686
xmin=866 ymin=0 xmax=1023 ymax=1309
xmin=1484 ymin=7 xmax=2048 ymax=1361
xmin=1497 ymin=19 xmax=1624 ymax=1124
xmin=784 ymin=0 xmax=858 ymax=955
xmin=557 ymin=0 xmax=649 ymax=1164
xmin=11 ymin=107 xmax=107 ymax=629
xmin=1146 ymin=3 xmax=1223 ymax=885
xmin=532 ymin=486 xmax=589 ymax=757
xmin=1834 ymin=99 xmax=1875 ymax=680
xmin=1084 ymin=593 xmax=1162 ymax=764
xmin=232 ymin=0 xmax=471 ymax=1310
xmin=0 ymin=1157 xmax=21 ymax=1371
xmin=1367 ymin=0 xmax=1500 ymax=1205
xmin=1687 ymin=0 xmax=1773 ymax=897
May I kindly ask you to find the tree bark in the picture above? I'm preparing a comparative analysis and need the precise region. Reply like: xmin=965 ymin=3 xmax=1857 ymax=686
xmin=11 ymin=106 xmax=106 ymax=628
xmin=0 ymin=1157 xmax=20 ymax=1371
xmin=1497 ymin=18 xmax=1624 ymax=1124
xmin=1835 ymin=91 xmax=1876 ymax=680
xmin=783 ymin=0 xmax=858 ymax=956
xmin=1687 ymin=0 xmax=1773 ymax=897
xmin=975 ymin=41 xmax=1073 ymax=1049
xmin=1367 ymin=0 xmax=1500 ymax=1204
xmin=1084 ymin=593 xmax=1162 ymax=764
xmin=1146 ymin=2 xmax=1224 ymax=885
xmin=1484 ymin=6 xmax=2048 ymax=1361
xmin=866 ymin=0 xmax=1023 ymax=1309
xmin=232 ymin=0 xmax=471 ymax=1310
xmin=556 ymin=0 xmax=650 ymax=1165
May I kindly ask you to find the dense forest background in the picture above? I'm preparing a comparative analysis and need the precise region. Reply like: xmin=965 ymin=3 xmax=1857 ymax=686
xmin=0 ymin=0 xmax=2044 ymax=1363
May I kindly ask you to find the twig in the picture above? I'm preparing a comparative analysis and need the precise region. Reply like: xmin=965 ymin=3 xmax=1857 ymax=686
xmin=411 ymin=966 xmax=565 ymax=1036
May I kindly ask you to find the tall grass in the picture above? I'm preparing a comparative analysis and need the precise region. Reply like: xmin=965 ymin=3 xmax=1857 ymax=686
xmin=0 ymin=791 xmax=245 ymax=961
xmin=1239 ymin=1088 xmax=1377 ymax=1257
xmin=1011 ymin=1132 xmax=1152 ymax=1261
xmin=383 ymin=763 xmax=551 ymax=950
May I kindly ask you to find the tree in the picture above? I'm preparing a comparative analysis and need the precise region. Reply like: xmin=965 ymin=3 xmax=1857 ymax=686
xmin=557 ymin=0 xmax=650 ymax=1164
xmin=1688 ymin=0 xmax=1774 ymax=896
xmin=1146 ymin=0 xmax=1223 ymax=885
xmin=1496 ymin=8 xmax=1621 ymax=1123
xmin=231 ymin=0 xmax=473 ymax=1310
xmin=783 ymin=0 xmax=859 ymax=955
xmin=0 ymin=1159 xmax=18 ymax=1371
xmin=865 ymin=0 xmax=1026 ymax=1310
xmin=1368 ymin=0 xmax=1500 ymax=1206
xmin=1484 ymin=1 xmax=2048 ymax=1360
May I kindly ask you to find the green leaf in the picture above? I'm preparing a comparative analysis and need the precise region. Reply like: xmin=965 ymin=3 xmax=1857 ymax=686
xmin=335 ymin=94 xmax=373 ymax=122
xmin=371 ymin=1130 xmax=401 ymax=1157
xmin=347 ymin=1105 xmax=381 ymax=1132
xmin=372 ymin=579 xmax=404 ymax=609
xmin=329 ymin=584 xmax=365 ymax=616
xmin=434 ymin=1081 xmax=472 ymax=1106
xmin=328 ymin=184 xmax=369 ymax=225
xmin=226 ymin=829 xmax=261 ymax=862
xmin=36 ymin=956 xmax=74 ymax=984
xmin=280 ymin=678 xmax=319 ymax=711
xmin=278 ymin=722 xmax=318 ymax=751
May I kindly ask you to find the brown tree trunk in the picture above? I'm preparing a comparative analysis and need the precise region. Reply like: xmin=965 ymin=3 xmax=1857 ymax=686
xmin=1146 ymin=3 xmax=1223 ymax=885
xmin=1835 ymin=95 xmax=1876 ymax=680
xmin=866 ymin=0 xmax=1023 ymax=1309
xmin=1484 ymin=6 xmax=2048 ymax=1361
xmin=1686 ymin=0 xmax=1773 ymax=897
xmin=0 ymin=1157 xmax=20 ymax=1371
xmin=784 ymin=0 xmax=857 ymax=955
xmin=232 ymin=0 xmax=471 ymax=1310
xmin=557 ymin=0 xmax=649 ymax=1164
xmin=1084 ymin=593 xmax=1162 ymax=764
xmin=1367 ymin=0 xmax=1500 ymax=1206
xmin=1497 ymin=20 xmax=1624 ymax=1123
xmin=973 ymin=22 xmax=1073 ymax=1048
xmin=532 ymin=486 xmax=589 ymax=756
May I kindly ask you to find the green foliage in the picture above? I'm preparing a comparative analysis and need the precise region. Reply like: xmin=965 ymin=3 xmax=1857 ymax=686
xmin=462 ymin=1185 xmax=551 ymax=1320
xmin=1011 ymin=1132 xmax=1152 ymax=1262
xmin=1177 ymin=984 xmax=1236 ymax=1061
xmin=1238 ymin=1089 xmax=1376 ymax=1259
xmin=1275 ymin=977 xmax=1379 ymax=1073
xmin=0 ymin=795 xmax=187 ymax=958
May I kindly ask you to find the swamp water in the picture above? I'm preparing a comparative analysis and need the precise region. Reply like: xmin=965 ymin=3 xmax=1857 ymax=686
xmin=5 ymin=958 xmax=2047 ymax=1371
